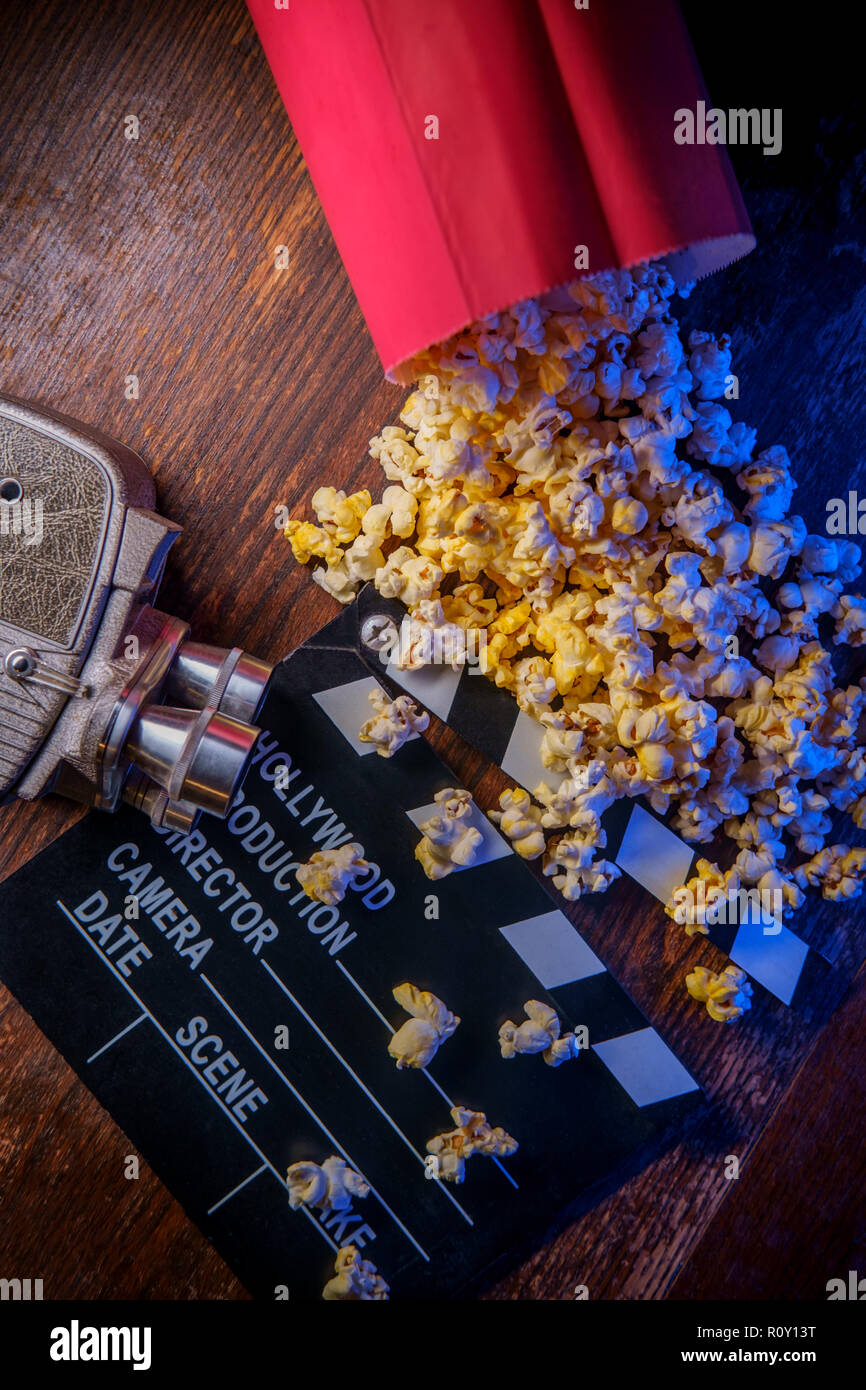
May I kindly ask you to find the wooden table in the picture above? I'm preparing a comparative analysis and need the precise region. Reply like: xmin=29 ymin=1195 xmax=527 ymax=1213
xmin=1 ymin=0 xmax=863 ymax=1300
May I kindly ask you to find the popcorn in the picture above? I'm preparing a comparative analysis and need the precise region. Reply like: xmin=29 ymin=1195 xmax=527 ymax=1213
xmin=498 ymin=1000 xmax=579 ymax=1066
xmin=666 ymin=858 xmax=742 ymax=936
xmin=774 ymin=642 xmax=833 ymax=719
xmin=746 ymin=517 xmax=806 ymax=580
xmin=313 ymin=533 xmax=386 ymax=604
xmin=687 ymin=329 xmax=732 ymax=400
xmin=296 ymin=843 xmax=370 ymax=905
xmin=358 ymin=690 xmax=429 ymax=757
xmin=814 ymin=686 xmax=866 ymax=748
xmin=284 ymin=519 xmax=342 ymax=568
xmin=818 ymin=746 xmax=866 ymax=810
xmin=369 ymin=424 xmax=423 ymax=492
xmin=415 ymin=788 xmax=483 ymax=879
xmin=322 ymin=1246 xmax=389 ymax=1301
xmin=381 ymin=483 xmax=419 ymax=538
xmin=832 ymin=594 xmax=866 ymax=646
xmin=311 ymin=486 xmax=371 ymax=544
xmin=286 ymin=1156 xmax=370 ymax=1214
xmin=788 ymin=789 xmax=833 ymax=854
xmin=736 ymin=447 xmax=796 ymax=523
xmin=281 ymin=261 xmax=866 ymax=1015
xmin=512 ymin=655 xmax=557 ymax=713
xmin=542 ymin=830 xmax=621 ymax=901
xmin=734 ymin=843 xmax=784 ymax=885
xmin=712 ymin=520 xmax=752 ymax=573
xmin=671 ymin=472 xmax=733 ymax=552
xmin=374 ymin=547 xmax=442 ymax=605
xmin=388 ymin=983 xmax=460 ymax=1070
xmin=489 ymin=787 xmax=547 ymax=859
xmin=753 ymin=634 xmax=800 ymax=674
xmin=426 ymin=1106 xmax=518 ymax=1183
xmin=539 ymin=721 xmax=585 ymax=772
xmin=535 ymin=759 xmax=616 ymax=829
xmin=392 ymin=600 xmax=469 ymax=671
xmin=800 ymin=533 xmax=841 ymax=574
xmin=793 ymin=845 xmax=866 ymax=901
xmin=611 ymin=496 xmax=649 ymax=535
xmin=754 ymin=865 xmax=805 ymax=919
xmin=686 ymin=964 xmax=753 ymax=1023
xmin=440 ymin=580 xmax=498 ymax=629
xmin=686 ymin=402 xmax=734 ymax=466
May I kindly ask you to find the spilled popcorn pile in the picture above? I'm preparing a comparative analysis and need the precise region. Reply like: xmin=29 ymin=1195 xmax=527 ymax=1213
xmin=284 ymin=262 xmax=866 ymax=996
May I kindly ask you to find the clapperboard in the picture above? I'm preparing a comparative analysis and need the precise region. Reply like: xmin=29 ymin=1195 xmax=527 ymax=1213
xmin=349 ymin=586 xmax=837 ymax=1017
xmin=0 ymin=603 xmax=705 ymax=1300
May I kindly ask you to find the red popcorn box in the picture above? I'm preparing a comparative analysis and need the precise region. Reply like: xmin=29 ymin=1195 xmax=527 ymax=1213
xmin=247 ymin=0 xmax=754 ymax=379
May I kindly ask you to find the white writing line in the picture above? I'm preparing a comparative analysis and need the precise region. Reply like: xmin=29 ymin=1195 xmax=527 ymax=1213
xmin=86 ymin=1012 xmax=147 ymax=1063
xmin=207 ymin=1164 xmax=267 ymax=1215
xmin=335 ymin=960 xmax=518 ymax=1191
xmin=200 ymin=972 xmax=432 ymax=1258
xmin=260 ymin=958 xmax=474 ymax=1227
xmin=335 ymin=959 xmax=394 ymax=1031
xmin=55 ymin=900 xmax=337 ymax=1253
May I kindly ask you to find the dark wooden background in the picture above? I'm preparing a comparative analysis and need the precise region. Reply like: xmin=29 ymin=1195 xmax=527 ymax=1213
xmin=0 ymin=0 xmax=864 ymax=1300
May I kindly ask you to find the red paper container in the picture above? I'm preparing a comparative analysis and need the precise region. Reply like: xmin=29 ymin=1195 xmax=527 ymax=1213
xmin=248 ymin=0 xmax=754 ymax=379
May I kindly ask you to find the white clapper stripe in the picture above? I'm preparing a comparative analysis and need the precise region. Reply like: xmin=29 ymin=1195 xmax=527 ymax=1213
xmin=55 ymin=900 xmax=337 ymax=1255
xmin=201 ymin=972 xmax=433 ymax=1257
xmin=334 ymin=960 xmax=519 ymax=1191
xmin=259 ymin=959 xmax=475 ymax=1227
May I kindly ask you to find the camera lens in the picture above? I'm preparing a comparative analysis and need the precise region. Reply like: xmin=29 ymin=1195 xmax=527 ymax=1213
xmin=125 ymin=704 xmax=260 ymax=818
xmin=164 ymin=641 xmax=272 ymax=723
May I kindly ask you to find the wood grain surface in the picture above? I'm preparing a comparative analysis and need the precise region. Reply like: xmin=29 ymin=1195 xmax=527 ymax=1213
xmin=0 ymin=0 xmax=863 ymax=1300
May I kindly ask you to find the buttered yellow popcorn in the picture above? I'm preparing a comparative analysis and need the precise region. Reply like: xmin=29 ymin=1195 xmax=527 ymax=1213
xmin=666 ymin=858 xmax=742 ymax=936
xmin=375 ymin=547 xmax=442 ymax=605
xmin=311 ymin=486 xmax=371 ymax=545
xmin=312 ymin=533 xmax=386 ymax=605
xmin=279 ymin=262 xmax=866 ymax=1005
xmin=284 ymin=519 xmax=342 ymax=568
xmin=439 ymin=581 xmax=498 ymax=629
xmin=489 ymin=787 xmax=546 ymax=859
xmin=686 ymin=964 xmax=753 ymax=1023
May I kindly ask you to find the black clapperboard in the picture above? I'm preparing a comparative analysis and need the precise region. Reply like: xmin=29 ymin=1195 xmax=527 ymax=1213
xmin=0 ymin=596 xmax=709 ymax=1299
